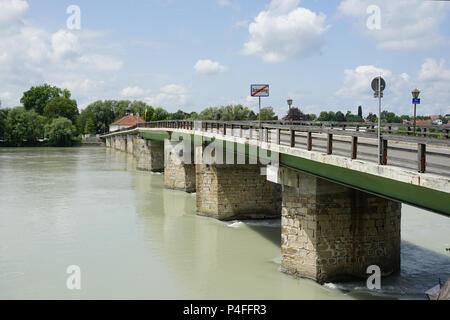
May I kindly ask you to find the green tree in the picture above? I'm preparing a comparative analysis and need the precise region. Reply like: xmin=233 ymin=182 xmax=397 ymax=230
xmin=366 ymin=113 xmax=377 ymax=123
xmin=44 ymin=117 xmax=77 ymax=147
xmin=152 ymin=108 xmax=169 ymax=121
xmin=318 ymin=111 xmax=331 ymax=121
xmin=144 ymin=106 xmax=155 ymax=122
xmin=84 ymin=117 xmax=96 ymax=134
xmin=44 ymin=97 xmax=79 ymax=124
xmin=0 ymin=107 xmax=10 ymax=141
xmin=5 ymin=107 xmax=44 ymax=145
xmin=258 ymin=107 xmax=278 ymax=120
xmin=335 ymin=111 xmax=346 ymax=122
xmin=20 ymin=84 xmax=64 ymax=115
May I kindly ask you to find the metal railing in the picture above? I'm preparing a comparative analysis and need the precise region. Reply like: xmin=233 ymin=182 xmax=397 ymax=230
xmin=104 ymin=120 xmax=450 ymax=174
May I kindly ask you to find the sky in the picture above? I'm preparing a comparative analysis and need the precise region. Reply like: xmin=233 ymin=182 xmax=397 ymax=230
xmin=0 ymin=0 xmax=449 ymax=117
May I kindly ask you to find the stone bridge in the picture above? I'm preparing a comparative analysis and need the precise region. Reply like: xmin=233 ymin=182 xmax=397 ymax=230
xmin=101 ymin=120 xmax=449 ymax=284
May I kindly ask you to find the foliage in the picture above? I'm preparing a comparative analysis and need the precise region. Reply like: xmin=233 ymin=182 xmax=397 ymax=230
xmin=358 ymin=106 xmax=363 ymax=118
xmin=258 ymin=107 xmax=278 ymax=121
xmin=284 ymin=107 xmax=305 ymax=121
xmin=44 ymin=97 xmax=79 ymax=124
xmin=44 ymin=117 xmax=77 ymax=147
xmin=0 ymin=107 xmax=10 ymax=141
xmin=5 ymin=107 xmax=44 ymax=146
xmin=84 ymin=117 xmax=96 ymax=134
xmin=20 ymin=84 xmax=68 ymax=115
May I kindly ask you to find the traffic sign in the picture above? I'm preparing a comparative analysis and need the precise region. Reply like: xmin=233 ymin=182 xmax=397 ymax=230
xmin=371 ymin=77 xmax=386 ymax=92
xmin=251 ymin=84 xmax=269 ymax=97
xmin=413 ymin=98 xmax=421 ymax=104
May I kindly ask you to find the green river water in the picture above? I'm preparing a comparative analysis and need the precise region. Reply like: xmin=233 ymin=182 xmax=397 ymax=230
xmin=0 ymin=147 xmax=449 ymax=300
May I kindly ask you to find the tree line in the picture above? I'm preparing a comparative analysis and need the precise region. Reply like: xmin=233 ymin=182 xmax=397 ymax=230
xmin=1 ymin=84 xmax=448 ymax=147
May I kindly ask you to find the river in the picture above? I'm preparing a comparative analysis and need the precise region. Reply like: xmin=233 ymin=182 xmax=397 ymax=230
xmin=0 ymin=147 xmax=449 ymax=300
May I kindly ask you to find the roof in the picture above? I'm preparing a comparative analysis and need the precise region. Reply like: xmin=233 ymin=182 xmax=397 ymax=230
xmin=111 ymin=115 xmax=146 ymax=126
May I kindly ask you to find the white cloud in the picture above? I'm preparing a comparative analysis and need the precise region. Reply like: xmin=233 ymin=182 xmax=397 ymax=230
xmin=338 ymin=0 xmax=449 ymax=50
xmin=51 ymin=30 xmax=80 ymax=60
xmin=335 ymin=60 xmax=450 ymax=116
xmin=0 ymin=0 xmax=29 ymax=29
xmin=120 ymin=86 xmax=146 ymax=98
xmin=242 ymin=0 xmax=329 ymax=63
xmin=418 ymin=58 xmax=450 ymax=82
xmin=145 ymin=84 xmax=190 ymax=109
xmin=336 ymin=65 xmax=392 ymax=98
xmin=0 ymin=1 xmax=123 ymax=108
xmin=194 ymin=59 xmax=228 ymax=74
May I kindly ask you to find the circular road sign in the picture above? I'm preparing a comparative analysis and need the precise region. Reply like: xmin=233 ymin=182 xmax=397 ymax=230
xmin=371 ymin=77 xmax=386 ymax=92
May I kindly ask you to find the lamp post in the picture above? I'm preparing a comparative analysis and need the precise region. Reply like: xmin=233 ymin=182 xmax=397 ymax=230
xmin=287 ymin=99 xmax=293 ymax=111
xmin=287 ymin=99 xmax=293 ymax=127
xmin=412 ymin=88 xmax=420 ymax=135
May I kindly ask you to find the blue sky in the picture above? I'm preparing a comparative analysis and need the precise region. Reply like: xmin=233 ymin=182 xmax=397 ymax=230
xmin=1 ymin=0 xmax=449 ymax=117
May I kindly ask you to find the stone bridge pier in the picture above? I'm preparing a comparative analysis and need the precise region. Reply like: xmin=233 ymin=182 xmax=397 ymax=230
xmin=195 ymin=145 xmax=281 ymax=221
xmin=164 ymin=139 xmax=196 ymax=193
xmin=134 ymin=137 xmax=164 ymax=172
xmin=269 ymin=166 xmax=401 ymax=284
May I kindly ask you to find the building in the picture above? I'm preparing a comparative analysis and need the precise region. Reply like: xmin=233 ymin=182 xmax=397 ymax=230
xmin=430 ymin=116 xmax=443 ymax=125
xmin=110 ymin=115 xmax=146 ymax=132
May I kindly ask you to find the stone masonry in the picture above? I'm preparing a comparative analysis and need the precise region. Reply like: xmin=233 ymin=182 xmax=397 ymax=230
xmin=196 ymin=163 xmax=282 ymax=221
xmin=126 ymin=135 xmax=134 ymax=154
xmin=164 ymin=139 xmax=196 ymax=193
xmin=134 ymin=137 xmax=164 ymax=172
xmin=280 ymin=170 xmax=401 ymax=283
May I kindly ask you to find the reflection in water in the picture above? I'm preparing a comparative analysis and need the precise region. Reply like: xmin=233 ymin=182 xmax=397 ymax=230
xmin=0 ymin=147 xmax=448 ymax=299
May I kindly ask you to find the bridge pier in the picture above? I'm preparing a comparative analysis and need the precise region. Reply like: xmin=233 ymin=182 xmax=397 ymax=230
xmin=126 ymin=135 xmax=135 ymax=154
xmin=134 ymin=137 xmax=164 ymax=172
xmin=164 ymin=140 xmax=196 ymax=193
xmin=270 ymin=167 xmax=401 ymax=283
xmin=105 ymin=137 xmax=112 ymax=148
xmin=195 ymin=144 xmax=281 ymax=220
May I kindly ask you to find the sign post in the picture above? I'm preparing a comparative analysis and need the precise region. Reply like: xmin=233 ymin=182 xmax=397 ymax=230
xmin=251 ymin=84 xmax=270 ymax=137
xmin=372 ymin=76 xmax=386 ymax=165
xmin=412 ymin=89 xmax=421 ymax=135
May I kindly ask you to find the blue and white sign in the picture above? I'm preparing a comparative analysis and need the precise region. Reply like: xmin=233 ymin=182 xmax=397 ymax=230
xmin=412 ymin=98 xmax=421 ymax=104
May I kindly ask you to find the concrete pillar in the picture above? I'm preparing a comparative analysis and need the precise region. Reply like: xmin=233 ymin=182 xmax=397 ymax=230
xmin=135 ymin=138 xmax=164 ymax=172
xmin=272 ymin=167 xmax=401 ymax=283
xmin=164 ymin=139 xmax=196 ymax=193
xmin=196 ymin=162 xmax=281 ymax=221
xmin=105 ymin=137 xmax=111 ymax=148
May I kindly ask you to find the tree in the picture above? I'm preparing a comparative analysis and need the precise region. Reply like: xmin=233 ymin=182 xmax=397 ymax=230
xmin=84 ymin=118 xmax=96 ymax=134
xmin=258 ymin=107 xmax=278 ymax=120
xmin=152 ymin=108 xmax=169 ymax=121
xmin=5 ymin=107 xmax=44 ymax=145
xmin=283 ymin=107 xmax=305 ymax=121
xmin=318 ymin=111 xmax=331 ymax=121
xmin=358 ymin=106 xmax=363 ymax=118
xmin=144 ymin=106 xmax=155 ymax=122
xmin=0 ymin=107 xmax=10 ymax=141
xmin=44 ymin=97 xmax=79 ymax=124
xmin=44 ymin=117 xmax=77 ymax=147
xmin=366 ymin=113 xmax=377 ymax=123
xmin=335 ymin=111 xmax=346 ymax=122
xmin=20 ymin=84 xmax=64 ymax=115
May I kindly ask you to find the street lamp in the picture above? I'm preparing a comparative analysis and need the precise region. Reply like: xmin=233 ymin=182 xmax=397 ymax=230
xmin=412 ymin=88 xmax=421 ymax=135
xmin=287 ymin=99 xmax=293 ymax=111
